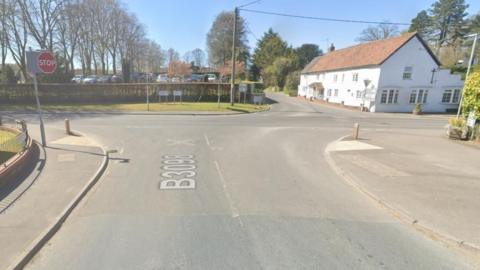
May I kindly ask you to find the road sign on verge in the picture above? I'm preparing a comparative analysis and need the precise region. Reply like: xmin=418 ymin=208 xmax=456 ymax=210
xmin=239 ymin=83 xmax=247 ymax=93
xmin=26 ymin=51 xmax=57 ymax=75
xmin=467 ymin=111 xmax=477 ymax=128
xmin=158 ymin=90 xmax=169 ymax=96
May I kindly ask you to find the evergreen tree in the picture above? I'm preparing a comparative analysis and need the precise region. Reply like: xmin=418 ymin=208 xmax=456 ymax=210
xmin=429 ymin=0 xmax=469 ymax=50
xmin=409 ymin=10 xmax=433 ymax=39
xmin=252 ymin=28 xmax=290 ymax=70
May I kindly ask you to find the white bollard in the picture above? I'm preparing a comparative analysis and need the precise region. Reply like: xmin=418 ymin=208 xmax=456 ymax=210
xmin=353 ymin=123 xmax=360 ymax=140
xmin=65 ymin=119 xmax=71 ymax=135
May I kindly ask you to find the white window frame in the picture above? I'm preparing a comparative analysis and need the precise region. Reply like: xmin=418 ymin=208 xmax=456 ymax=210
xmin=334 ymin=89 xmax=339 ymax=97
xmin=409 ymin=89 xmax=428 ymax=104
xmin=341 ymin=73 xmax=345 ymax=82
xmin=356 ymin=90 xmax=362 ymax=99
xmin=403 ymin=66 xmax=413 ymax=80
xmin=333 ymin=74 xmax=338 ymax=82
xmin=327 ymin=89 xmax=332 ymax=96
xmin=352 ymin=73 xmax=359 ymax=82
xmin=380 ymin=89 xmax=399 ymax=104
xmin=442 ymin=89 xmax=461 ymax=104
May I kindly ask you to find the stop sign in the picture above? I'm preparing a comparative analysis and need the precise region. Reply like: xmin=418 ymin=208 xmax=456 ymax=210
xmin=37 ymin=52 xmax=57 ymax=74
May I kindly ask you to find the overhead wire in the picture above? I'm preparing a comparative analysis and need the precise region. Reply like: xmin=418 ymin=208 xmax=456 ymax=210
xmin=239 ymin=8 xmax=411 ymax=26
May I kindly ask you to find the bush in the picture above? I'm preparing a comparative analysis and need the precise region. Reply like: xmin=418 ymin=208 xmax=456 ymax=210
xmin=413 ymin=103 xmax=422 ymax=114
xmin=448 ymin=117 xmax=466 ymax=128
xmin=0 ymin=66 xmax=17 ymax=84
xmin=461 ymin=69 xmax=480 ymax=119
xmin=284 ymin=70 xmax=301 ymax=96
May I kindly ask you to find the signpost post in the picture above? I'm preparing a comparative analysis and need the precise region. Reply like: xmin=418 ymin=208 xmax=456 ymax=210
xmin=26 ymin=50 xmax=57 ymax=147
xmin=467 ymin=111 xmax=477 ymax=140
xmin=239 ymin=83 xmax=247 ymax=103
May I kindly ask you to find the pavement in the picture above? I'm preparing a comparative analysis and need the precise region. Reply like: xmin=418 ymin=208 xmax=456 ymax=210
xmin=0 ymin=92 xmax=478 ymax=269
xmin=0 ymin=126 xmax=105 ymax=270
xmin=326 ymin=128 xmax=480 ymax=250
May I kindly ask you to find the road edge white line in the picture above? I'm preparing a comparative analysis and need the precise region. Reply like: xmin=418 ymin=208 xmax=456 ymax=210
xmin=213 ymin=160 xmax=242 ymax=224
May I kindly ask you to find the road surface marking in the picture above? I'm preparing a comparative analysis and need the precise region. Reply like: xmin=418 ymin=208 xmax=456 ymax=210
xmin=326 ymin=140 xmax=383 ymax=152
xmin=50 ymin=135 xmax=98 ymax=147
xmin=159 ymin=155 xmax=196 ymax=190
xmin=214 ymin=160 xmax=242 ymax=223
xmin=203 ymin=133 xmax=211 ymax=147
xmin=167 ymin=139 xmax=195 ymax=146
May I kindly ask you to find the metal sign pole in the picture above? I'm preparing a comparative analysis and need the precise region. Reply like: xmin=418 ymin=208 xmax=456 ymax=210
xmin=33 ymin=74 xmax=46 ymax=146
xmin=146 ymin=74 xmax=150 ymax=111
xmin=230 ymin=7 xmax=238 ymax=106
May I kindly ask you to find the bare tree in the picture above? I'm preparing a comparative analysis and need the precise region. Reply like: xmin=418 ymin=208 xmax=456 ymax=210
xmin=56 ymin=0 xmax=81 ymax=73
xmin=5 ymin=0 xmax=29 ymax=80
xmin=3 ymin=0 xmax=165 ymax=79
xmin=207 ymin=11 xmax=248 ymax=67
xmin=166 ymin=48 xmax=179 ymax=65
xmin=0 ymin=0 xmax=11 ymax=68
xmin=191 ymin=48 xmax=205 ymax=67
xmin=356 ymin=22 xmax=400 ymax=43
xmin=18 ymin=0 xmax=63 ymax=50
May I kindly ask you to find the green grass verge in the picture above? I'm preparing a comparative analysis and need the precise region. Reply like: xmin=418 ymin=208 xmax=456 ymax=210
xmin=0 ymin=130 xmax=16 ymax=145
xmin=0 ymin=130 xmax=19 ymax=164
xmin=3 ymin=102 xmax=269 ymax=113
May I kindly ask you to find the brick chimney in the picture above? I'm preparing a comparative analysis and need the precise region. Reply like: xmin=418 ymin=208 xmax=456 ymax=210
xmin=329 ymin=43 xmax=335 ymax=52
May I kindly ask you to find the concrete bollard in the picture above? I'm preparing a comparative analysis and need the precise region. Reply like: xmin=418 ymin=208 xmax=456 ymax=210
xmin=353 ymin=123 xmax=360 ymax=140
xmin=65 ymin=119 xmax=71 ymax=135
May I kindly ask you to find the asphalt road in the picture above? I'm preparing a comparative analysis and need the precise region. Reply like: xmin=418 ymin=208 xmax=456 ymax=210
xmin=16 ymin=93 xmax=476 ymax=269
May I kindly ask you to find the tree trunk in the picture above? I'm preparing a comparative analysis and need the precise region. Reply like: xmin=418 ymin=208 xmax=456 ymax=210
xmin=112 ymin=53 xmax=117 ymax=74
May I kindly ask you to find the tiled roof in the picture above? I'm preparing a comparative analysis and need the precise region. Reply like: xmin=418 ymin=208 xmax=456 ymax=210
xmin=302 ymin=32 xmax=438 ymax=74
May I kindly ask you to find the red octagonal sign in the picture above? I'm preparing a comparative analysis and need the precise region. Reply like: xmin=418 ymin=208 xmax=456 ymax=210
xmin=37 ymin=52 xmax=57 ymax=74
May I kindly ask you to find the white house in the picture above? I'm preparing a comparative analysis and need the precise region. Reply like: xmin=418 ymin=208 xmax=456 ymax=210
xmin=298 ymin=32 xmax=464 ymax=113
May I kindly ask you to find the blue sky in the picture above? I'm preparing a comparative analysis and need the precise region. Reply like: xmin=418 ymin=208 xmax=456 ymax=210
xmin=123 ymin=0 xmax=480 ymax=57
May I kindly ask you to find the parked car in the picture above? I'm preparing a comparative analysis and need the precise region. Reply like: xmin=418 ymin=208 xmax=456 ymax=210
xmin=156 ymin=74 xmax=168 ymax=82
xmin=171 ymin=76 xmax=181 ymax=83
xmin=207 ymin=74 xmax=217 ymax=82
xmin=82 ymin=75 xmax=98 ymax=84
xmin=97 ymin=75 xmax=112 ymax=83
xmin=71 ymin=75 xmax=84 ymax=84
xmin=111 ymin=75 xmax=123 ymax=83
xmin=186 ymin=74 xmax=204 ymax=82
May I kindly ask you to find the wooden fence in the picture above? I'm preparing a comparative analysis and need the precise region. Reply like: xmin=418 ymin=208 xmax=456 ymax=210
xmin=0 ymin=83 xmax=262 ymax=104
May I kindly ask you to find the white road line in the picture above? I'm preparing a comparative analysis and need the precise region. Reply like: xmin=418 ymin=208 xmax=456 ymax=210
xmin=203 ymin=133 xmax=211 ymax=148
xmin=214 ymin=160 xmax=243 ymax=225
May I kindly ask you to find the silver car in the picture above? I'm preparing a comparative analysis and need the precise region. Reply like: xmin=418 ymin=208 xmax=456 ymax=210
xmin=82 ymin=75 xmax=98 ymax=84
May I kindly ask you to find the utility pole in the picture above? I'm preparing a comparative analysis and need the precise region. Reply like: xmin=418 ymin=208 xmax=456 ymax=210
xmin=230 ymin=7 xmax=238 ymax=106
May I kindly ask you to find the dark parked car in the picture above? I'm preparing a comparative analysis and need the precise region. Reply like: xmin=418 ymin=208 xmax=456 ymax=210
xmin=186 ymin=74 xmax=205 ymax=82
xmin=111 ymin=75 xmax=123 ymax=83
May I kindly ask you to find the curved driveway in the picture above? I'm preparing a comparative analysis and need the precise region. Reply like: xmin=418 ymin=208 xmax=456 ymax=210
xmin=25 ymin=93 xmax=475 ymax=269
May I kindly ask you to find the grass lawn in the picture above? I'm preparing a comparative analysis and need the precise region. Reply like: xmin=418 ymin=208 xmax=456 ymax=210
xmin=0 ymin=130 xmax=19 ymax=164
xmin=3 ymin=102 xmax=269 ymax=113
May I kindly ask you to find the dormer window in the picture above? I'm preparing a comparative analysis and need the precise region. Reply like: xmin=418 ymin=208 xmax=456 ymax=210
xmin=403 ymin=66 xmax=413 ymax=80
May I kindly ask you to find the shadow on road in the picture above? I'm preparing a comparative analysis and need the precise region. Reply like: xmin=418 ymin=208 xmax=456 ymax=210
xmin=0 ymin=143 xmax=45 ymax=214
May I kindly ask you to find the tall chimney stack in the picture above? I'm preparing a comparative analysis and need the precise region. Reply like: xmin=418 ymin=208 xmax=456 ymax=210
xmin=329 ymin=43 xmax=335 ymax=52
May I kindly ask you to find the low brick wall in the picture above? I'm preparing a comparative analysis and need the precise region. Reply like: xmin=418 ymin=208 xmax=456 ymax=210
xmin=0 ymin=127 xmax=38 ymax=188
xmin=0 ymin=83 xmax=259 ymax=104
